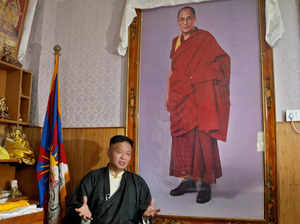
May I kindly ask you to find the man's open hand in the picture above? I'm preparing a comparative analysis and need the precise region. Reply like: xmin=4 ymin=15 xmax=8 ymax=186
xmin=143 ymin=199 xmax=160 ymax=217
xmin=75 ymin=196 xmax=93 ymax=220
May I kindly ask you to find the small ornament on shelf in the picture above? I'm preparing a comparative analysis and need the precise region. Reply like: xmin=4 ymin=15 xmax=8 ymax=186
xmin=10 ymin=180 xmax=22 ymax=199
xmin=0 ymin=42 xmax=22 ymax=67
xmin=0 ymin=97 xmax=10 ymax=120
xmin=18 ymin=116 xmax=23 ymax=122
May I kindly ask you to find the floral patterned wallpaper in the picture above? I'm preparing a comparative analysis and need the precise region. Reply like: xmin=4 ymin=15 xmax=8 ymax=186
xmin=24 ymin=0 xmax=127 ymax=127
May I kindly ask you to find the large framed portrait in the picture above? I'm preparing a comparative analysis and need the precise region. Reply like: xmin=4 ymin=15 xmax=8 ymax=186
xmin=0 ymin=0 xmax=28 ymax=52
xmin=126 ymin=0 xmax=277 ymax=223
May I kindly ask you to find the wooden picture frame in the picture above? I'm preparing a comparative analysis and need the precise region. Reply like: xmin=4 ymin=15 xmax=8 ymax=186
xmin=125 ymin=0 xmax=277 ymax=223
xmin=0 ymin=0 xmax=29 ymax=53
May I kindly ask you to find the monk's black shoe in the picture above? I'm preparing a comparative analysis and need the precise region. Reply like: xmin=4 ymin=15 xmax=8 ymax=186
xmin=196 ymin=182 xmax=211 ymax=203
xmin=170 ymin=179 xmax=197 ymax=196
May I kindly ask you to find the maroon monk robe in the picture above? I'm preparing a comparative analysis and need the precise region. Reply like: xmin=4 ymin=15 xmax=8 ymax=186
xmin=167 ymin=29 xmax=230 ymax=184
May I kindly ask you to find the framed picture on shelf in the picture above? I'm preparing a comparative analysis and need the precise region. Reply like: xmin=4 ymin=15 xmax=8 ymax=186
xmin=126 ymin=0 xmax=277 ymax=223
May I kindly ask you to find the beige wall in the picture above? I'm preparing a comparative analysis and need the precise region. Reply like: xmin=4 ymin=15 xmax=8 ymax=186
xmin=23 ymin=0 xmax=127 ymax=127
xmin=274 ymin=0 xmax=300 ymax=121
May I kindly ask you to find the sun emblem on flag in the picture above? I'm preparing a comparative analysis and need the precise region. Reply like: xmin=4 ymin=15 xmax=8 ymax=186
xmin=38 ymin=147 xmax=50 ymax=182
xmin=49 ymin=145 xmax=59 ymax=183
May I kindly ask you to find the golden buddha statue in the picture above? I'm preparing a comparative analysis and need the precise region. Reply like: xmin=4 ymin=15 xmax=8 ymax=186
xmin=5 ymin=125 xmax=35 ymax=165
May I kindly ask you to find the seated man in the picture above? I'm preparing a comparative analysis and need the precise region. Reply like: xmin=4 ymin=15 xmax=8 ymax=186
xmin=62 ymin=135 xmax=159 ymax=224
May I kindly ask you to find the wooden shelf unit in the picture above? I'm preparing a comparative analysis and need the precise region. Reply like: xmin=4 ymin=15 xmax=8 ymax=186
xmin=0 ymin=61 xmax=40 ymax=222
xmin=0 ymin=60 xmax=32 ymax=124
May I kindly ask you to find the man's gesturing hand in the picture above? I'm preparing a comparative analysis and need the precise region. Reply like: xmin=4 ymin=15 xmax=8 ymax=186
xmin=75 ymin=196 xmax=93 ymax=220
xmin=143 ymin=199 xmax=160 ymax=217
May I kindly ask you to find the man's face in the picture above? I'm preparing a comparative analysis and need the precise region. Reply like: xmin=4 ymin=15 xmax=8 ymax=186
xmin=108 ymin=142 xmax=132 ymax=172
xmin=177 ymin=8 xmax=196 ymax=34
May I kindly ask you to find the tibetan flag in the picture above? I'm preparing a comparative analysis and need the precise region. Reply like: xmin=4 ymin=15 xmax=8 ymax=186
xmin=36 ymin=49 xmax=70 ymax=224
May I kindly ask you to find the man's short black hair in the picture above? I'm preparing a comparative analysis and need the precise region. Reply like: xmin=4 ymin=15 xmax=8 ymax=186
xmin=109 ymin=135 xmax=134 ymax=148
xmin=177 ymin=6 xmax=196 ymax=18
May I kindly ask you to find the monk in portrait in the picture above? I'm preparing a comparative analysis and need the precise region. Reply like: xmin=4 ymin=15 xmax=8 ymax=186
xmin=166 ymin=6 xmax=231 ymax=204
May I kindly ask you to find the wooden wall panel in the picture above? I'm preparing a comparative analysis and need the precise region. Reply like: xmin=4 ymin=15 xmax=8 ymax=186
xmin=276 ymin=122 xmax=300 ymax=223
xmin=19 ymin=127 xmax=125 ymax=201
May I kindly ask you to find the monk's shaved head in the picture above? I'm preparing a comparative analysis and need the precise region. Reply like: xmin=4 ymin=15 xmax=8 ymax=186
xmin=177 ymin=6 xmax=196 ymax=18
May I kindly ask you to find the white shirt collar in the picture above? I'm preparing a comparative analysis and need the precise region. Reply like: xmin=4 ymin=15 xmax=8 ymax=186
xmin=109 ymin=168 xmax=124 ymax=179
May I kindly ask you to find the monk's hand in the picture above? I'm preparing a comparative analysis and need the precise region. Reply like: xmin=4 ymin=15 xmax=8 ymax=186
xmin=143 ymin=199 xmax=161 ymax=217
xmin=165 ymin=93 xmax=169 ymax=110
xmin=168 ymin=70 xmax=173 ymax=78
xmin=75 ymin=196 xmax=93 ymax=220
